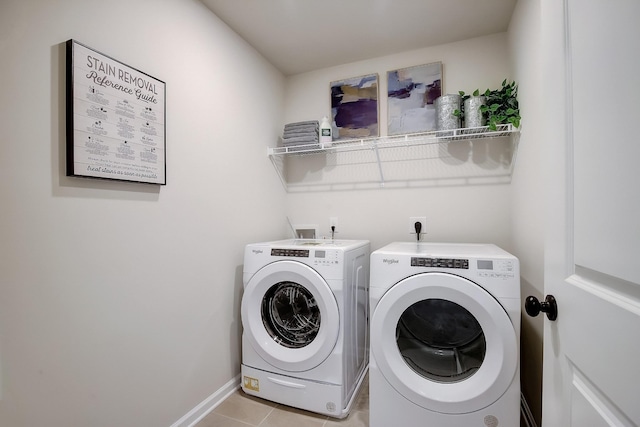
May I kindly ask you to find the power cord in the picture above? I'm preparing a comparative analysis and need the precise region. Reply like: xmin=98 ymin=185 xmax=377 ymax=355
xmin=414 ymin=221 xmax=422 ymax=242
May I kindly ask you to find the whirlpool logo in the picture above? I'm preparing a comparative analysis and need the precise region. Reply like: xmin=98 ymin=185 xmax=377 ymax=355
xmin=382 ymin=258 xmax=399 ymax=265
xmin=251 ymin=249 xmax=263 ymax=255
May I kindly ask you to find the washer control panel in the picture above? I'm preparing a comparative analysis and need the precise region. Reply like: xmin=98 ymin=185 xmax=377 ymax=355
xmin=312 ymin=249 xmax=340 ymax=266
xmin=271 ymin=248 xmax=309 ymax=257
xmin=270 ymin=248 xmax=340 ymax=266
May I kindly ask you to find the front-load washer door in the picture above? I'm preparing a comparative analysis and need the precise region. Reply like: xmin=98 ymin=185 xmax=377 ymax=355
xmin=242 ymin=260 xmax=340 ymax=372
xmin=370 ymin=272 xmax=517 ymax=415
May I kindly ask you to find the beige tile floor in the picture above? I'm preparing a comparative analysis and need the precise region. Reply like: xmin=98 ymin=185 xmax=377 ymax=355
xmin=195 ymin=375 xmax=369 ymax=427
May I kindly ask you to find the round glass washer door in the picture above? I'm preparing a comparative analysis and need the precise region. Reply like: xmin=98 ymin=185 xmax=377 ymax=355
xmin=242 ymin=260 xmax=340 ymax=372
xmin=370 ymin=272 xmax=517 ymax=414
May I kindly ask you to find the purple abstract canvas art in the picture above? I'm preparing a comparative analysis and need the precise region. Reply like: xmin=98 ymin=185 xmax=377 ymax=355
xmin=387 ymin=62 xmax=442 ymax=135
xmin=330 ymin=73 xmax=379 ymax=140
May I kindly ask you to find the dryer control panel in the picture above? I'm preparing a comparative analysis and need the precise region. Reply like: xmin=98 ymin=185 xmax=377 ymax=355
xmin=408 ymin=257 xmax=516 ymax=279
xmin=477 ymin=259 xmax=517 ymax=279
xmin=411 ymin=257 xmax=469 ymax=269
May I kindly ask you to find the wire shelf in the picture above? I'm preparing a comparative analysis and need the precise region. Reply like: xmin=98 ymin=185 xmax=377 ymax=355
xmin=268 ymin=125 xmax=520 ymax=192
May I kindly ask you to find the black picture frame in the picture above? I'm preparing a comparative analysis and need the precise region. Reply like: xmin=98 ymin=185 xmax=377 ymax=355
xmin=66 ymin=39 xmax=166 ymax=185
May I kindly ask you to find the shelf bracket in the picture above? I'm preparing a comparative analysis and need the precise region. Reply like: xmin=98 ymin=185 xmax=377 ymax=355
xmin=372 ymin=141 xmax=385 ymax=187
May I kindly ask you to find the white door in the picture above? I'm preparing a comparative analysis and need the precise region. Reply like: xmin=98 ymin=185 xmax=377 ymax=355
xmin=541 ymin=0 xmax=640 ymax=425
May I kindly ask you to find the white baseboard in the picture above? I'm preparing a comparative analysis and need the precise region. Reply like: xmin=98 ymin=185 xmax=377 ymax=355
xmin=170 ymin=374 xmax=241 ymax=427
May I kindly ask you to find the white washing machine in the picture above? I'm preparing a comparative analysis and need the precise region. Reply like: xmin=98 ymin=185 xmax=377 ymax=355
xmin=241 ymin=239 xmax=370 ymax=418
xmin=369 ymin=242 xmax=520 ymax=427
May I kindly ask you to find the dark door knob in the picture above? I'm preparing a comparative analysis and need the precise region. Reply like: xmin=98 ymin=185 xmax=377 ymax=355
xmin=525 ymin=295 xmax=558 ymax=321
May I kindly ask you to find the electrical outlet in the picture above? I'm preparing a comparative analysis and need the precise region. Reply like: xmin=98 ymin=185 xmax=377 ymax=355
xmin=329 ymin=217 xmax=338 ymax=239
xmin=409 ymin=217 xmax=427 ymax=235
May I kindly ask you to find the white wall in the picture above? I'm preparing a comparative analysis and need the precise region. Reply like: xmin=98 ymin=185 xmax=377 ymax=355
xmin=0 ymin=0 xmax=286 ymax=426
xmin=508 ymin=0 xmax=545 ymax=423
xmin=282 ymin=33 xmax=515 ymax=251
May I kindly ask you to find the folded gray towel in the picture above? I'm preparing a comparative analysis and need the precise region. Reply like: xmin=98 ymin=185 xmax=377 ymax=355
xmin=285 ymin=120 xmax=319 ymax=128
xmin=282 ymin=136 xmax=319 ymax=145
xmin=284 ymin=123 xmax=319 ymax=133
xmin=283 ymin=130 xmax=318 ymax=138
xmin=282 ymin=120 xmax=320 ymax=149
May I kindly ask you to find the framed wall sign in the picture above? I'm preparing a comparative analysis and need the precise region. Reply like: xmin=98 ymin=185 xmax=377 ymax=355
xmin=66 ymin=39 xmax=166 ymax=185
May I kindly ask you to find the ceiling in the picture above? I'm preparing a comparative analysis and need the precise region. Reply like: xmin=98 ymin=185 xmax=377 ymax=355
xmin=200 ymin=0 xmax=517 ymax=76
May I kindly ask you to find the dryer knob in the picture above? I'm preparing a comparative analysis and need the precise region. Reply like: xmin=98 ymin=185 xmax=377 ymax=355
xmin=525 ymin=295 xmax=558 ymax=321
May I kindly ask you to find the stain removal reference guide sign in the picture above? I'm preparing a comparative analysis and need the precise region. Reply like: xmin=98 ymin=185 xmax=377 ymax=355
xmin=66 ymin=39 xmax=166 ymax=185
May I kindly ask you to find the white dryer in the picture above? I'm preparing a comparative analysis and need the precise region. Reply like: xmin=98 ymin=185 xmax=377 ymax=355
xmin=241 ymin=239 xmax=370 ymax=418
xmin=369 ymin=242 xmax=520 ymax=427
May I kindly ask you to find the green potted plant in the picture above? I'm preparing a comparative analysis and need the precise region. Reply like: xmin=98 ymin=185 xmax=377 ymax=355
xmin=481 ymin=79 xmax=521 ymax=131
xmin=454 ymin=80 xmax=521 ymax=131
